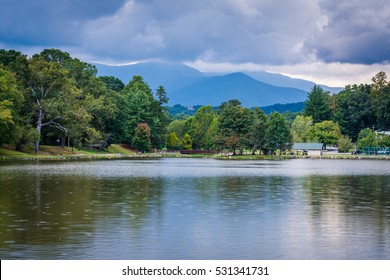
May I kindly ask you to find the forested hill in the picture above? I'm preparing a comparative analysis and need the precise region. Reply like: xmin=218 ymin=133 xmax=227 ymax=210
xmin=95 ymin=62 xmax=342 ymax=107
xmin=168 ymin=102 xmax=305 ymax=118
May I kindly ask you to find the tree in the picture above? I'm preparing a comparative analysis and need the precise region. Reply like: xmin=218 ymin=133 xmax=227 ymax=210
xmin=249 ymin=108 xmax=267 ymax=154
xmin=291 ymin=115 xmax=313 ymax=143
xmin=357 ymin=128 xmax=377 ymax=150
xmin=180 ymin=133 xmax=192 ymax=150
xmin=166 ymin=132 xmax=179 ymax=150
xmin=303 ymin=85 xmax=331 ymax=123
xmin=0 ymin=49 xmax=29 ymax=88
xmin=167 ymin=119 xmax=187 ymax=140
xmin=98 ymin=76 xmax=125 ymax=92
xmin=132 ymin=123 xmax=151 ymax=152
xmin=333 ymin=84 xmax=375 ymax=141
xmin=156 ymin=85 xmax=169 ymax=105
xmin=338 ymin=135 xmax=354 ymax=153
xmin=26 ymin=56 xmax=73 ymax=153
xmin=264 ymin=112 xmax=291 ymax=155
xmin=187 ymin=105 xmax=216 ymax=149
xmin=309 ymin=120 xmax=341 ymax=149
xmin=371 ymin=71 xmax=390 ymax=130
xmin=217 ymin=100 xmax=254 ymax=155
xmin=122 ymin=76 xmax=169 ymax=149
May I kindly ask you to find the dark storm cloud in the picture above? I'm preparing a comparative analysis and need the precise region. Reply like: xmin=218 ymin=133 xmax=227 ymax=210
xmin=0 ymin=0 xmax=126 ymax=46
xmin=82 ymin=0 xmax=323 ymax=64
xmin=307 ymin=0 xmax=390 ymax=64
xmin=1 ymin=0 xmax=389 ymax=66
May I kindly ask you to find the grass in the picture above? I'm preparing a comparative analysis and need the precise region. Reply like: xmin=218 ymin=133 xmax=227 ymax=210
xmin=1 ymin=144 xmax=390 ymax=161
xmin=106 ymin=144 xmax=137 ymax=155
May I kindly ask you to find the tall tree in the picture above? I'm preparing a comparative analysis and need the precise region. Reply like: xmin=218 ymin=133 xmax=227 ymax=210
xmin=0 ymin=67 xmax=24 ymax=144
xmin=264 ymin=112 xmax=291 ymax=155
xmin=371 ymin=71 xmax=390 ymax=130
xmin=291 ymin=115 xmax=313 ymax=143
xmin=26 ymin=56 xmax=73 ymax=153
xmin=249 ymin=108 xmax=267 ymax=154
xmin=303 ymin=85 xmax=331 ymax=123
xmin=122 ymin=76 xmax=169 ymax=149
xmin=217 ymin=100 xmax=254 ymax=155
xmin=187 ymin=105 xmax=216 ymax=149
xmin=333 ymin=84 xmax=375 ymax=141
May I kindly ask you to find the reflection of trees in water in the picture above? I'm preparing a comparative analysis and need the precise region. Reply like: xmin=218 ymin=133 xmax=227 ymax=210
xmin=301 ymin=175 xmax=390 ymax=242
xmin=192 ymin=176 xmax=297 ymax=214
xmin=91 ymin=177 xmax=165 ymax=229
xmin=0 ymin=175 xmax=166 ymax=249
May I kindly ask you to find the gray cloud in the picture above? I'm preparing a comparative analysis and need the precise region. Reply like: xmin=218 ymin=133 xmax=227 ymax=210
xmin=1 ymin=0 xmax=389 ymax=67
xmin=307 ymin=0 xmax=390 ymax=64
xmin=0 ymin=0 xmax=125 ymax=46
xmin=82 ymin=0 xmax=324 ymax=64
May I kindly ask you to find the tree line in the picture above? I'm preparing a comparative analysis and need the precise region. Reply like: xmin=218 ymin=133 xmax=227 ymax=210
xmin=0 ymin=49 xmax=169 ymax=153
xmin=1 ymin=48 xmax=390 ymax=155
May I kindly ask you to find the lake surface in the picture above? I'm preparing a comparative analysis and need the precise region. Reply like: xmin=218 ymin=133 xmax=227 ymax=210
xmin=0 ymin=158 xmax=390 ymax=260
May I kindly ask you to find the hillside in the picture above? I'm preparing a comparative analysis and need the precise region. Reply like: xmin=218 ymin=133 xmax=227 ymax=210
xmin=168 ymin=72 xmax=308 ymax=107
xmin=95 ymin=62 xmax=204 ymax=92
xmin=94 ymin=62 xmax=341 ymax=107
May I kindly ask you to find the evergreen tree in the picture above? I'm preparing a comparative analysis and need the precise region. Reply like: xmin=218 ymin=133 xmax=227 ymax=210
xmin=180 ymin=133 xmax=193 ymax=150
xmin=166 ymin=132 xmax=179 ymax=150
xmin=303 ymin=85 xmax=331 ymax=123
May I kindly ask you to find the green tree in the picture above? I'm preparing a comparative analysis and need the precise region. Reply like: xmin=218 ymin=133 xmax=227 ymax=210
xmin=166 ymin=131 xmax=179 ymax=150
xmin=0 ymin=49 xmax=29 ymax=88
xmin=264 ymin=112 xmax=291 ymax=155
xmin=132 ymin=122 xmax=152 ymax=152
xmin=180 ymin=133 xmax=192 ymax=150
xmin=338 ymin=135 xmax=354 ymax=153
xmin=304 ymin=85 xmax=331 ymax=123
xmin=291 ymin=115 xmax=313 ymax=143
xmin=371 ymin=71 xmax=390 ymax=130
xmin=98 ymin=76 xmax=125 ymax=92
xmin=26 ymin=56 xmax=73 ymax=153
xmin=249 ymin=108 xmax=267 ymax=154
xmin=357 ymin=128 xmax=377 ymax=150
xmin=156 ymin=85 xmax=169 ymax=105
xmin=187 ymin=105 xmax=216 ymax=149
xmin=122 ymin=76 xmax=168 ymax=149
xmin=217 ymin=100 xmax=254 ymax=155
xmin=309 ymin=120 xmax=341 ymax=149
xmin=333 ymin=84 xmax=375 ymax=141
xmin=167 ymin=119 xmax=187 ymax=140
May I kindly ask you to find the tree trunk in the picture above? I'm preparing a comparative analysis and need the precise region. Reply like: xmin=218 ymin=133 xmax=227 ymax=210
xmin=35 ymin=109 xmax=43 ymax=154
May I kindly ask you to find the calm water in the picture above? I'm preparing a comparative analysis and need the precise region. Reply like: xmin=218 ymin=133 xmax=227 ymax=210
xmin=0 ymin=158 xmax=390 ymax=260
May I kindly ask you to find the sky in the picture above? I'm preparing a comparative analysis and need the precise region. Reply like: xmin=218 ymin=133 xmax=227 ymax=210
xmin=1 ymin=0 xmax=390 ymax=86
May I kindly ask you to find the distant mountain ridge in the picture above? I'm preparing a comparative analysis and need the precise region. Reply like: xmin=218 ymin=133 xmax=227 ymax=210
xmin=94 ymin=62 xmax=343 ymax=107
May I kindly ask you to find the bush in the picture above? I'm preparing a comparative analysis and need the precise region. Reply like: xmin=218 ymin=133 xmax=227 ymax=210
xmin=338 ymin=135 xmax=354 ymax=153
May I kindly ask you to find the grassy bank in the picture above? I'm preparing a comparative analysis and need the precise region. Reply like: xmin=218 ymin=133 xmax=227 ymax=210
xmin=0 ymin=144 xmax=139 ymax=161
xmin=1 ymin=145 xmax=390 ymax=161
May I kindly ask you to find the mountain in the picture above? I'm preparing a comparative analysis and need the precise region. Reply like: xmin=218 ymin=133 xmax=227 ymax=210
xmin=168 ymin=72 xmax=308 ymax=107
xmin=244 ymin=71 xmax=343 ymax=93
xmin=95 ymin=62 xmax=204 ymax=92
xmin=94 ymin=62 xmax=341 ymax=107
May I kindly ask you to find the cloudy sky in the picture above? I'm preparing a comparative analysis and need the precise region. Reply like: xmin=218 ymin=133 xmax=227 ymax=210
xmin=1 ymin=0 xmax=390 ymax=86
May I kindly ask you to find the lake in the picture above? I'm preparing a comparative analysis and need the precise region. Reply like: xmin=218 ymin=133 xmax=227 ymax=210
xmin=0 ymin=158 xmax=389 ymax=259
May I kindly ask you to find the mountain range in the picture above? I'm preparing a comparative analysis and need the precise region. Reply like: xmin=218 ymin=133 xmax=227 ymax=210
xmin=94 ymin=62 xmax=343 ymax=107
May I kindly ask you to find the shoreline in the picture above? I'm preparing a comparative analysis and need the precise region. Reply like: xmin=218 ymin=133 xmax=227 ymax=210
xmin=1 ymin=152 xmax=390 ymax=162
